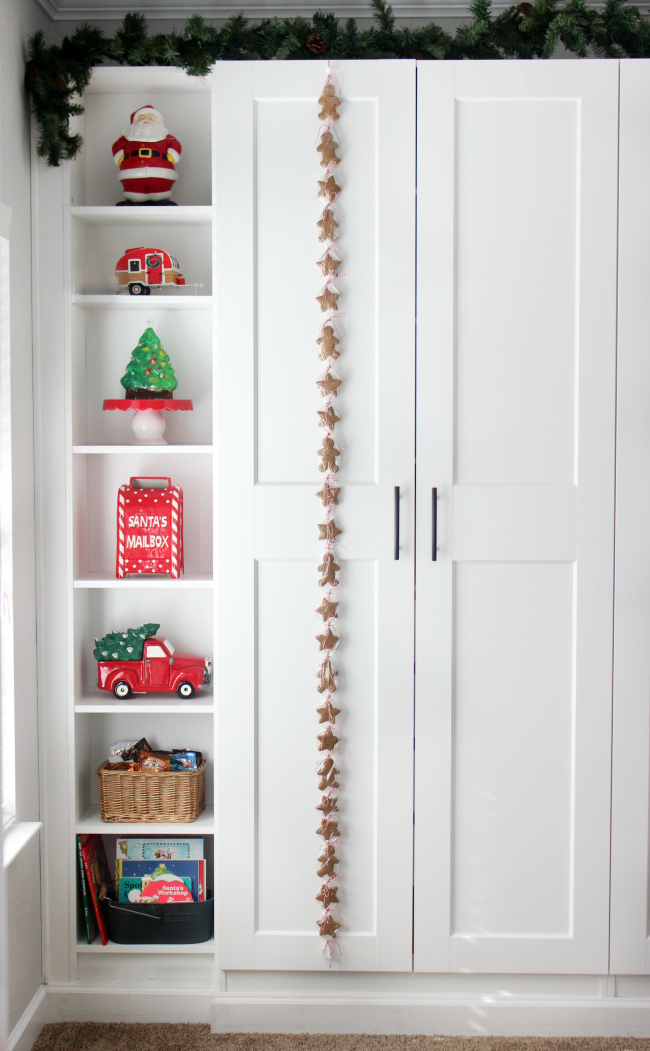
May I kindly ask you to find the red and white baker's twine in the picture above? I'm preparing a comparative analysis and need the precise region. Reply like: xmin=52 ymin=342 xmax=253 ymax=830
xmin=315 ymin=71 xmax=343 ymax=964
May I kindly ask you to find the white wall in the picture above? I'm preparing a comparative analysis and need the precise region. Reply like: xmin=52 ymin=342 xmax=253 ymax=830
xmin=0 ymin=0 xmax=51 ymax=1036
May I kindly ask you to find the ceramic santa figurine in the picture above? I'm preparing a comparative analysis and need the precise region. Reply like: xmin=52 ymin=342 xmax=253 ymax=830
xmin=112 ymin=105 xmax=182 ymax=205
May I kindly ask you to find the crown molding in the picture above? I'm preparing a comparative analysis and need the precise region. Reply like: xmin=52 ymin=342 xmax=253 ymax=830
xmin=32 ymin=0 xmax=512 ymax=18
xmin=35 ymin=0 xmax=642 ymax=19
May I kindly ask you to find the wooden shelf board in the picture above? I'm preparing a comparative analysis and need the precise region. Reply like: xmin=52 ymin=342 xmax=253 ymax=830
xmin=75 ymin=692 xmax=214 ymax=714
xmin=76 ymin=805 xmax=215 ymax=835
xmin=74 ymin=573 xmax=213 ymax=589
xmin=70 ymin=206 xmax=212 ymax=227
xmin=77 ymin=937 xmax=214 ymax=954
xmin=73 ymin=445 xmax=213 ymax=455
xmin=73 ymin=295 xmax=212 ymax=309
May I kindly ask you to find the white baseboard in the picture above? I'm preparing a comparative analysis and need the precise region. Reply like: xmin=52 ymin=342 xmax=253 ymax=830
xmin=7 ymin=986 xmax=47 ymax=1051
xmin=46 ymin=986 xmax=212 ymax=1024
xmin=33 ymin=986 xmax=650 ymax=1036
xmin=211 ymin=995 xmax=650 ymax=1036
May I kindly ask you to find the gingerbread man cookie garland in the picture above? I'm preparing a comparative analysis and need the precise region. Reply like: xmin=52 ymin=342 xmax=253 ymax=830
xmin=314 ymin=72 xmax=345 ymax=965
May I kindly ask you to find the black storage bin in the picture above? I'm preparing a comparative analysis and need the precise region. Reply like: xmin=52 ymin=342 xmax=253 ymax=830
xmin=105 ymin=893 xmax=213 ymax=944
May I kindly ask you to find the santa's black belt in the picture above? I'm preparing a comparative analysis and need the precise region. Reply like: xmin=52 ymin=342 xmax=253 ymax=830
xmin=126 ymin=149 xmax=168 ymax=160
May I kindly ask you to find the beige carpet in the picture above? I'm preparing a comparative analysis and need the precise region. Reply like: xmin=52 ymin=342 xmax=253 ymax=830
xmin=32 ymin=1027 xmax=650 ymax=1051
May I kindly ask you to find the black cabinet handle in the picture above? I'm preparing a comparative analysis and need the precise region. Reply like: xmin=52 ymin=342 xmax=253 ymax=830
xmin=432 ymin=487 xmax=438 ymax=561
xmin=394 ymin=486 xmax=400 ymax=560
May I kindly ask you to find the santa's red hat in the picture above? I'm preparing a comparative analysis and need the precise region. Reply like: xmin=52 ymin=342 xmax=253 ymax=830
xmin=130 ymin=105 xmax=163 ymax=124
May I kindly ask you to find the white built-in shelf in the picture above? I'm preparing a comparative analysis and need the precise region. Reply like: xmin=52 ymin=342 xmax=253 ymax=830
xmin=74 ymin=573 xmax=213 ymax=589
xmin=73 ymin=445 xmax=213 ymax=455
xmin=75 ymin=692 xmax=214 ymax=714
xmin=78 ymin=937 xmax=214 ymax=955
xmin=73 ymin=295 xmax=212 ymax=309
xmin=70 ymin=206 xmax=212 ymax=227
xmin=76 ymin=805 xmax=215 ymax=835
xmin=86 ymin=66 xmax=212 ymax=96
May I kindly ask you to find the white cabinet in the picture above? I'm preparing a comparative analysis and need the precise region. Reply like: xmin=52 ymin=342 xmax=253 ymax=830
xmin=33 ymin=56 xmax=643 ymax=1003
xmin=414 ymin=61 xmax=620 ymax=974
xmin=609 ymin=60 xmax=650 ymax=976
xmin=214 ymin=61 xmax=416 ymax=972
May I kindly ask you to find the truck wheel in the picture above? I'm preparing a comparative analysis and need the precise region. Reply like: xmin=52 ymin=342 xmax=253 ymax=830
xmin=129 ymin=282 xmax=149 ymax=296
xmin=177 ymin=681 xmax=195 ymax=699
xmin=113 ymin=681 xmax=132 ymax=699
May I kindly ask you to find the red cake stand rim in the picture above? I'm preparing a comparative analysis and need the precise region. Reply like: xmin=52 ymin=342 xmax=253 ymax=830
xmin=103 ymin=399 xmax=194 ymax=412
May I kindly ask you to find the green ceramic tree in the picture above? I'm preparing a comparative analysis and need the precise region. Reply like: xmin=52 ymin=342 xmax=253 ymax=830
xmin=94 ymin=623 xmax=160 ymax=662
xmin=120 ymin=327 xmax=178 ymax=398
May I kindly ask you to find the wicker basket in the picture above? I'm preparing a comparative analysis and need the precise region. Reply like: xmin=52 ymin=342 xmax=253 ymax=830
xmin=97 ymin=760 xmax=206 ymax=823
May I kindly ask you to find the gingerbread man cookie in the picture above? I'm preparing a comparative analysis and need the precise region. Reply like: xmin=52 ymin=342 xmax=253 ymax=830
xmin=318 ymin=767 xmax=340 ymax=791
xmin=317 ymin=326 xmax=340 ymax=360
xmin=316 ymin=658 xmax=338 ymax=695
xmin=318 ymin=436 xmax=340 ymax=473
xmin=317 ymin=133 xmax=340 ymax=168
xmin=317 ymin=209 xmax=339 ymax=242
xmin=318 ymin=552 xmax=340 ymax=587
xmin=318 ymin=84 xmax=341 ymax=121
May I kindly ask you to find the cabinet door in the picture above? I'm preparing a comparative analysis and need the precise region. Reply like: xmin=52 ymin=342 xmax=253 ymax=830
xmin=415 ymin=61 xmax=619 ymax=974
xmin=215 ymin=61 xmax=416 ymax=970
xmin=609 ymin=60 xmax=650 ymax=976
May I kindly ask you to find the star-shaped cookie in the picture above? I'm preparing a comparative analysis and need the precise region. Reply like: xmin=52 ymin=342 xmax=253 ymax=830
xmin=317 ymin=254 xmax=340 ymax=278
xmin=316 ymin=373 xmax=342 ymax=397
xmin=315 ymin=883 xmax=340 ymax=905
xmin=316 ymin=699 xmax=341 ymax=724
xmin=317 ymin=727 xmax=340 ymax=752
xmin=316 ymin=627 xmax=339 ymax=651
xmin=316 ymin=288 xmax=340 ymax=313
xmin=316 ymin=597 xmax=339 ymax=621
xmin=316 ymin=794 xmax=339 ymax=815
xmin=318 ymin=175 xmax=342 ymax=201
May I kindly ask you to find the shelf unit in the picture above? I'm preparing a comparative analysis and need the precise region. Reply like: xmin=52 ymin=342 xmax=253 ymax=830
xmin=78 ymin=937 xmax=215 ymax=954
xmin=62 ymin=66 xmax=217 ymax=983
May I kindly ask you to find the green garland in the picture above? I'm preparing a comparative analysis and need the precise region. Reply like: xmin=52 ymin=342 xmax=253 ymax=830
xmin=26 ymin=0 xmax=650 ymax=166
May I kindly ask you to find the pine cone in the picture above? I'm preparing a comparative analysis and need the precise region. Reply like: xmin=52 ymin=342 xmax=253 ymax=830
xmin=519 ymin=3 xmax=533 ymax=13
xmin=307 ymin=33 xmax=327 ymax=53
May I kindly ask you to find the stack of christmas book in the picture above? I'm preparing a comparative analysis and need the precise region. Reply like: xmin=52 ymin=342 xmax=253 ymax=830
xmin=77 ymin=835 xmax=205 ymax=946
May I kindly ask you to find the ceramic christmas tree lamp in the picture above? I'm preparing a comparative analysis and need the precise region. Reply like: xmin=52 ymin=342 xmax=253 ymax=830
xmin=103 ymin=326 xmax=192 ymax=445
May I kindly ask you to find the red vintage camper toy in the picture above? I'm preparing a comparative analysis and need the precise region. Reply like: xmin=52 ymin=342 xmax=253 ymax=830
xmin=117 ymin=477 xmax=184 ymax=579
xmin=115 ymin=247 xmax=186 ymax=295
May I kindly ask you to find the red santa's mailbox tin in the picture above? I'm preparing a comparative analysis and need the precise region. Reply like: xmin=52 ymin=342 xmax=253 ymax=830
xmin=117 ymin=477 xmax=184 ymax=579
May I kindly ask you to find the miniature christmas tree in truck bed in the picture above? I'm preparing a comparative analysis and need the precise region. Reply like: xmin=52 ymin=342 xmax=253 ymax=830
xmin=94 ymin=623 xmax=160 ymax=662
xmin=121 ymin=327 xmax=178 ymax=400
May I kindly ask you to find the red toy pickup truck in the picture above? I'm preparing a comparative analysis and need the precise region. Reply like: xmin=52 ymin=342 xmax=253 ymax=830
xmin=97 ymin=635 xmax=211 ymax=699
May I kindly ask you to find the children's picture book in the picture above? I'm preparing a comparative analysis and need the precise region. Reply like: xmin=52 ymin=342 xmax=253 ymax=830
xmin=118 ymin=875 xmax=193 ymax=903
xmin=80 ymin=834 xmax=111 ymax=946
xmin=77 ymin=835 xmax=98 ymax=945
xmin=116 ymin=837 xmax=204 ymax=860
xmin=115 ymin=859 xmax=206 ymax=902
